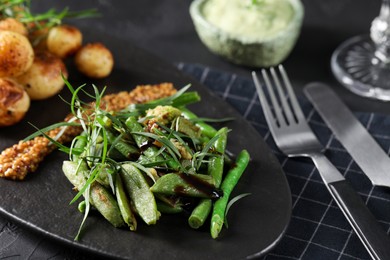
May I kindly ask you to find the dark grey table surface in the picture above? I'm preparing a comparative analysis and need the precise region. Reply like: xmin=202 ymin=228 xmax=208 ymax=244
xmin=2 ymin=0 xmax=388 ymax=259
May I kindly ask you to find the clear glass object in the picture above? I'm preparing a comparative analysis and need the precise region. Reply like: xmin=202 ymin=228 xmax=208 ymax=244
xmin=331 ymin=0 xmax=390 ymax=101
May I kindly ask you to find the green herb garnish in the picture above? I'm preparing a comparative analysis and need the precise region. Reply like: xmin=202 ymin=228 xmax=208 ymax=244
xmin=28 ymin=78 xmax=249 ymax=240
xmin=0 ymin=0 xmax=98 ymax=32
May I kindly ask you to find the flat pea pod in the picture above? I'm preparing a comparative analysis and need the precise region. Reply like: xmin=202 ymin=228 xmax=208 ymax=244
xmin=115 ymin=175 xmax=137 ymax=231
xmin=90 ymin=182 xmax=125 ymax=228
xmin=211 ymin=149 xmax=250 ymax=239
xmin=62 ymin=160 xmax=88 ymax=191
xmin=120 ymin=163 xmax=160 ymax=225
xmin=150 ymin=173 xmax=219 ymax=199
xmin=62 ymin=161 xmax=125 ymax=228
xmin=125 ymin=116 xmax=148 ymax=148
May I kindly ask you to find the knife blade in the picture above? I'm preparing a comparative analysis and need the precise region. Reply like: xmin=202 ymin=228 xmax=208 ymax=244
xmin=304 ymin=82 xmax=390 ymax=188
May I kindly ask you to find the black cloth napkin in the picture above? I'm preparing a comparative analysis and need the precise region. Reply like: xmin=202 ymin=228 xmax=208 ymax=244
xmin=177 ymin=63 xmax=390 ymax=260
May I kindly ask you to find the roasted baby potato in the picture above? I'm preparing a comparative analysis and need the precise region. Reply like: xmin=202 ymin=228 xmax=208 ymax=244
xmin=0 ymin=78 xmax=30 ymax=127
xmin=15 ymin=51 xmax=68 ymax=100
xmin=0 ymin=18 xmax=28 ymax=36
xmin=0 ymin=31 xmax=34 ymax=77
xmin=75 ymin=42 xmax=114 ymax=78
xmin=47 ymin=25 xmax=82 ymax=58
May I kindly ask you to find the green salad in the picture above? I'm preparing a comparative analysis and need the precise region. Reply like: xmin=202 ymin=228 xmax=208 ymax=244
xmin=31 ymin=82 xmax=250 ymax=240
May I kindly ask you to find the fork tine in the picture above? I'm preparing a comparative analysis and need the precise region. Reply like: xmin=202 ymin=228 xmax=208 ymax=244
xmin=278 ymin=65 xmax=306 ymax=122
xmin=252 ymin=72 xmax=278 ymax=130
xmin=270 ymin=67 xmax=295 ymax=125
xmin=261 ymin=69 xmax=286 ymax=127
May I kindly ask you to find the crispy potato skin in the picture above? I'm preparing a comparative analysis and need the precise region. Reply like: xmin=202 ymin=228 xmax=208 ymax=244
xmin=15 ymin=51 xmax=68 ymax=100
xmin=47 ymin=25 xmax=82 ymax=58
xmin=0 ymin=31 xmax=34 ymax=77
xmin=0 ymin=78 xmax=30 ymax=127
xmin=0 ymin=18 xmax=28 ymax=36
xmin=75 ymin=42 xmax=114 ymax=78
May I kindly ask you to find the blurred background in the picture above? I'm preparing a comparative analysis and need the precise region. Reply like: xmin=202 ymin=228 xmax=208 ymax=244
xmin=33 ymin=0 xmax=387 ymax=112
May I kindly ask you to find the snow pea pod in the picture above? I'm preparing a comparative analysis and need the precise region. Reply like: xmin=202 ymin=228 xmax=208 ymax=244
xmin=62 ymin=160 xmax=125 ymax=228
xmin=62 ymin=160 xmax=88 ymax=191
xmin=125 ymin=116 xmax=148 ymax=148
xmin=115 ymin=175 xmax=137 ymax=231
xmin=90 ymin=182 xmax=125 ymax=228
xmin=120 ymin=163 xmax=160 ymax=225
xmin=150 ymin=173 xmax=220 ymax=199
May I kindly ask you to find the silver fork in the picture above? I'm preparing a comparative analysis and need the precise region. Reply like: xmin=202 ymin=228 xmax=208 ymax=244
xmin=252 ymin=65 xmax=390 ymax=260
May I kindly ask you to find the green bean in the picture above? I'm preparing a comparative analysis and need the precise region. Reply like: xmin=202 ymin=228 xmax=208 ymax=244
xmin=180 ymin=108 xmax=217 ymax=139
xmin=209 ymin=127 xmax=228 ymax=188
xmin=171 ymin=92 xmax=201 ymax=108
xmin=120 ymin=163 xmax=160 ymax=225
xmin=125 ymin=116 xmax=148 ymax=148
xmin=188 ymin=127 xmax=228 ymax=229
xmin=150 ymin=173 xmax=218 ymax=198
xmin=188 ymin=199 xmax=212 ymax=229
xmin=115 ymin=175 xmax=137 ymax=231
xmin=161 ymin=152 xmax=181 ymax=171
xmin=210 ymin=149 xmax=250 ymax=239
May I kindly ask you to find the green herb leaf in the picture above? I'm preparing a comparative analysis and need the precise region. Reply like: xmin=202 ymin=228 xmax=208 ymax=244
xmin=24 ymin=121 xmax=80 ymax=141
xmin=224 ymin=193 xmax=251 ymax=228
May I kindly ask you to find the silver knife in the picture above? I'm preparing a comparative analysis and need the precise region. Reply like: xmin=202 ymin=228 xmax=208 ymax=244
xmin=304 ymin=82 xmax=390 ymax=188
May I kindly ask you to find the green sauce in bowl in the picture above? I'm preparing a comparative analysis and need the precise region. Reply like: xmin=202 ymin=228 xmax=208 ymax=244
xmin=190 ymin=0 xmax=304 ymax=67
xmin=203 ymin=0 xmax=294 ymax=41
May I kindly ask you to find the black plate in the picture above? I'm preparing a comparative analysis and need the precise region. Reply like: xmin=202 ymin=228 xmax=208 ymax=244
xmin=0 ymin=30 xmax=291 ymax=259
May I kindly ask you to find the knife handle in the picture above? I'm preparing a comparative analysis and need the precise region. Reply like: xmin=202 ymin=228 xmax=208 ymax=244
xmin=312 ymin=154 xmax=390 ymax=260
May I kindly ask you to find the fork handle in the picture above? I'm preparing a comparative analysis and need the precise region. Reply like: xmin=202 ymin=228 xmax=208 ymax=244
xmin=311 ymin=154 xmax=390 ymax=260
